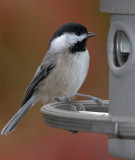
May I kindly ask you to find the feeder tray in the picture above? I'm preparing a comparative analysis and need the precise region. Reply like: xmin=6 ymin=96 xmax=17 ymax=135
xmin=41 ymin=100 xmax=135 ymax=138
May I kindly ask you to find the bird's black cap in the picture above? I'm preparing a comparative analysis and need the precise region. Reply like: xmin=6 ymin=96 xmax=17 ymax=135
xmin=50 ymin=22 xmax=88 ymax=42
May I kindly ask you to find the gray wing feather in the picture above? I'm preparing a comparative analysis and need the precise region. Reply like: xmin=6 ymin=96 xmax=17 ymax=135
xmin=21 ymin=52 xmax=58 ymax=106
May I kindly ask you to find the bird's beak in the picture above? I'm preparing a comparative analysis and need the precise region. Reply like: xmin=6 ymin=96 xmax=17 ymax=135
xmin=87 ymin=32 xmax=96 ymax=38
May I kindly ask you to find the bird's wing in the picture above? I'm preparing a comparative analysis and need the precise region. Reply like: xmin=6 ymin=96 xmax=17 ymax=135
xmin=21 ymin=63 xmax=55 ymax=106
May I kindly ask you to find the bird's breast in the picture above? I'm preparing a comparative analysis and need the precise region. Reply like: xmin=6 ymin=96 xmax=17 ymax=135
xmin=37 ymin=50 xmax=90 ymax=103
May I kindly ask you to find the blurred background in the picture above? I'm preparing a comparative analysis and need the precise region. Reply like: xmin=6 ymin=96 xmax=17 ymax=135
xmin=0 ymin=0 xmax=123 ymax=160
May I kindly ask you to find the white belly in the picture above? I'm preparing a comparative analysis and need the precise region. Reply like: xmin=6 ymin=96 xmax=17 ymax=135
xmin=37 ymin=50 xmax=90 ymax=103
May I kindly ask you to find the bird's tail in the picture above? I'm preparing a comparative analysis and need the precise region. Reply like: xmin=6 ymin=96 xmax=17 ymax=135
xmin=1 ymin=95 xmax=39 ymax=135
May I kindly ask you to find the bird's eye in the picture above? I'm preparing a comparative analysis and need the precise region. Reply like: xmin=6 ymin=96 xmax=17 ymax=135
xmin=74 ymin=30 xmax=81 ymax=36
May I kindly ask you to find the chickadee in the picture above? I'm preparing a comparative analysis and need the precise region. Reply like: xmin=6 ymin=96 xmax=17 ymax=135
xmin=1 ymin=22 xmax=103 ymax=135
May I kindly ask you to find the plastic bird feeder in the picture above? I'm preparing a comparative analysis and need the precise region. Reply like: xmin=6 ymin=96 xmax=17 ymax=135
xmin=100 ymin=0 xmax=135 ymax=159
xmin=41 ymin=0 xmax=135 ymax=159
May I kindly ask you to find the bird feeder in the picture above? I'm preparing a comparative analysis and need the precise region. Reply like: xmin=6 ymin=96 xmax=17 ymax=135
xmin=41 ymin=0 xmax=135 ymax=159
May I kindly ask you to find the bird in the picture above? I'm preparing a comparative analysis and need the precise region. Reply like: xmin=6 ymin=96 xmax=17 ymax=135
xmin=1 ymin=22 xmax=103 ymax=135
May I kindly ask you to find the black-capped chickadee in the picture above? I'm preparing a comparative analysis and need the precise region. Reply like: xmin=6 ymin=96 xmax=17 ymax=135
xmin=1 ymin=22 xmax=103 ymax=135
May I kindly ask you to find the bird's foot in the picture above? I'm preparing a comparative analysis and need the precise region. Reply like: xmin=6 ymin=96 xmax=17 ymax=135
xmin=75 ymin=93 xmax=104 ymax=107
xmin=55 ymin=97 xmax=85 ymax=111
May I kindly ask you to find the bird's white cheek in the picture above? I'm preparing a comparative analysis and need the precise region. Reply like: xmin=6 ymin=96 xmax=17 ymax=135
xmin=50 ymin=34 xmax=70 ymax=52
xmin=49 ymin=33 xmax=87 ymax=53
